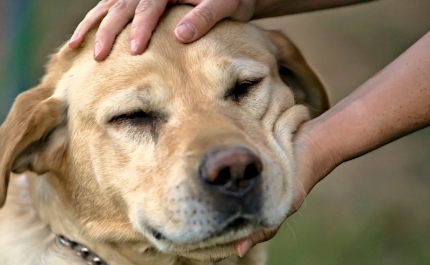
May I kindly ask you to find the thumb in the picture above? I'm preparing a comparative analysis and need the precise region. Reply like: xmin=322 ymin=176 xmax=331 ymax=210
xmin=234 ymin=227 xmax=279 ymax=257
xmin=174 ymin=0 xmax=239 ymax=43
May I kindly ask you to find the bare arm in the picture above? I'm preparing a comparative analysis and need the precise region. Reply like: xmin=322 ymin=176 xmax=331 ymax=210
xmin=302 ymin=31 xmax=430 ymax=183
xmin=254 ymin=0 xmax=375 ymax=18
xmin=235 ymin=30 xmax=430 ymax=257
xmin=69 ymin=0 xmax=375 ymax=61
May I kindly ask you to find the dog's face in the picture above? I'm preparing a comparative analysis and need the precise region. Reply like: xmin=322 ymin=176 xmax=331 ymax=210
xmin=0 ymin=6 xmax=327 ymax=261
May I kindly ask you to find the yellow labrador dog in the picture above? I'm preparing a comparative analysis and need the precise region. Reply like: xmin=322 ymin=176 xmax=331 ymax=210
xmin=0 ymin=6 xmax=328 ymax=265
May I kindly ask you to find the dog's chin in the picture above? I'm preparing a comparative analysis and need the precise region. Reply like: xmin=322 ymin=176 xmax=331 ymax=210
xmin=178 ymin=242 xmax=237 ymax=262
xmin=143 ymin=224 xmax=259 ymax=262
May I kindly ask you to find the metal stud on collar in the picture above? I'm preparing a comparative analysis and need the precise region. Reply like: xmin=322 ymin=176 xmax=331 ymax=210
xmin=57 ymin=235 xmax=108 ymax=265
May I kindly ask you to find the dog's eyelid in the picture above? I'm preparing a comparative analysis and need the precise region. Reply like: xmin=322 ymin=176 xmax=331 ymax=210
xmin=224 ymin=77 xmax=265 ymax=102
xmin=238 ymin=77 xmax=264 ymax=85
xmin=108 ymin=109 xmax=154 ymax=124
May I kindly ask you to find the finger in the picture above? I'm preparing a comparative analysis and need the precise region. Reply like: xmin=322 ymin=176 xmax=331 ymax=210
xmin=234 ymin=227 xmax=279 ymax=257
xmin=129 ymin=0 xmax=169 ymax=55
xmin=175 ymin=0 xmax=240 ymax=43
xmin=69 ymin=1 xmax=117 ymax=49
xmin=234 ymin=238 xmax=252 ymax=258
xmin=286 ymin=176 xmax=309 ymax=217
xmin=94 ymin=0 xmax=140 ymax=61
xmin=286 ymin=138 xmax=321 ymax=218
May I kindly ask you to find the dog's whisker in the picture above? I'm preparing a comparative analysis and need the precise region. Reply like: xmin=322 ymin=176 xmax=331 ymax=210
xmin=284 ymin=221 xmax=298 ymax=243
xmin=0 ymin=4 xmax=328 ymax=264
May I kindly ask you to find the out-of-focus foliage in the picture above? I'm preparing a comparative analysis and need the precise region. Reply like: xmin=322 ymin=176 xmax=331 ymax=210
xmin=1 ymin=1 xmax=429 ymax=264
xmin=255 ymin=2 xmax=430 ymax=264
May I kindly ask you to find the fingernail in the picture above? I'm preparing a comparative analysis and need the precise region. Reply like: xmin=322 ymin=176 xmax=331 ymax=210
xmin=175 ymin=23 xmax=196 ymax=42
xmin=237 ymin=239 xmax=252 ymax=258
xmin=94 ymin=42 xmax=102 ymax=58
xmin=130 ymin=39 xmax=139 ymax=54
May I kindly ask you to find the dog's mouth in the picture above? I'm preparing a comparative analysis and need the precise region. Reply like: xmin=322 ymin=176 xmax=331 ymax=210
xmin=150 ymin=227 xmax=167 ymax=240
xmin=148 ymin=216 xmax=254 ymax=246
xmin=219 ymin=217 xmax=249 ymax=234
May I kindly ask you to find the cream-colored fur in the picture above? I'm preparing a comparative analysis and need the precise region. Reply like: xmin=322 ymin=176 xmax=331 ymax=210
xmin=0 ymin=6 xmax=328 ymax=265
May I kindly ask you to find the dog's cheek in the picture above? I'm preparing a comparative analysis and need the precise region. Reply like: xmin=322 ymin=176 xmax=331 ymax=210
xmin=259 ymin=105 xmax=309 ymax=227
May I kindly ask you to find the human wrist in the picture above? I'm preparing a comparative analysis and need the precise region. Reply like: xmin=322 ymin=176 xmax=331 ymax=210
xmin=293 ymin=116 xmax=343 ymax=189
xmin=298 ymin=95 xmax=372 ymax=165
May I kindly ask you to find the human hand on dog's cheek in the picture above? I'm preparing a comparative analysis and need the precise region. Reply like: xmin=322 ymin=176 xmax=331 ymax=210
xmin=234 ymin=119 xmax=338 ymax=257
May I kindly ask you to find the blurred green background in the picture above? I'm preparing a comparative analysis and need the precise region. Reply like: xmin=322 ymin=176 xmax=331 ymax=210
xmin=1 ymin=1 xmax=430 ymax=264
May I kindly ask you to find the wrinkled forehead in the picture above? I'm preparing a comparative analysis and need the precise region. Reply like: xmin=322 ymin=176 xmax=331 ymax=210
xmin=54 ymin=16 xmax=276 ymax=121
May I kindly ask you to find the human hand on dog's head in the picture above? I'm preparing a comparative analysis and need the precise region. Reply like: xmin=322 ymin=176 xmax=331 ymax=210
xmin=68 ymin=0 xmax=258 ymax=61
xmin=68 ymin=0 xmax=370 ymax=61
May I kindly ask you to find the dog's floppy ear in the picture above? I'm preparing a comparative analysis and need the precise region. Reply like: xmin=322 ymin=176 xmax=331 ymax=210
xmin=267 ymin=30 xmax=329 ymax=117
xmin=0 ymin=84 xmax=66 ymax=207
xmin=0 ymin=44 xmax=77 ymax=207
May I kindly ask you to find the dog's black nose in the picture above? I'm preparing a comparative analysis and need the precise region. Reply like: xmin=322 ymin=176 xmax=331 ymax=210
xmin=199 ymin=147 xmax=262 ymax=197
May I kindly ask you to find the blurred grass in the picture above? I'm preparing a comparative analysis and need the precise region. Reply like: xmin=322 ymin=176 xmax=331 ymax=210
xmin=255 ymin=2 xmax=430 ymax=264
xmin=1 ymin=0 xmax=430 ymax=264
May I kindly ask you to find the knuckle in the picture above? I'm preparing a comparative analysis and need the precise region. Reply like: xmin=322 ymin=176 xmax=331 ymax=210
xmin=98 ymin=0 xmax=117 ymax=9
xmin=194 ymin=5 xmax=215 ymax=25
xmin=109 ymin=0 xmax=127 ymax=12
xmin=83 ymin=7 xmax=99 ymax=20
xmin=80 ymin=9 xmax=103 ymax=29
xmin=226 ymin=0 xmax=240 ymax=11
xmin=130 ymin=22 xmax=150 ymax=35
xmin=135 ymin=0 xmax=156 ymax=15
xmin=232 ymin=0 xmax=252 ymax=20
xmin=95 ymin=27 xmax=112 ymax=40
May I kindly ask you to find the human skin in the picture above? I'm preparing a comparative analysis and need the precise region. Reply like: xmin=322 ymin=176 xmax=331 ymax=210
xmin=235 ymin=30 xmax=430 ymax=256
xmin=68 ymin=0 xmax=430 ymax=258
xmin=68 ymin=0 xmax=374 ymax=61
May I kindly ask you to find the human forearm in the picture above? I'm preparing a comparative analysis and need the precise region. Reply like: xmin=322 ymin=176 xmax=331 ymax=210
xmin=305 ymin=31 xmax=430 ymax=171
xmin=236 ymin=3 xmax=428 ymax=258
xmin=254 ymin=0 xmax=376 ymax=19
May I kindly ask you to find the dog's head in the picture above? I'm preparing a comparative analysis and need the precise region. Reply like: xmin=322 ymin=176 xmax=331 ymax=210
xmin=0 ymin=6 xmax=327 ymax=262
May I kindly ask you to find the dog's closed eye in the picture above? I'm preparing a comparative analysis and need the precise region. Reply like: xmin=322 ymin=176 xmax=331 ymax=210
xmin=225 ymin=78 xmax=263 ymax=103
xmin=109 ymin=110 xmax=155 ymax=127
xmin=109 ymin=110 xmax=160 ymax=140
